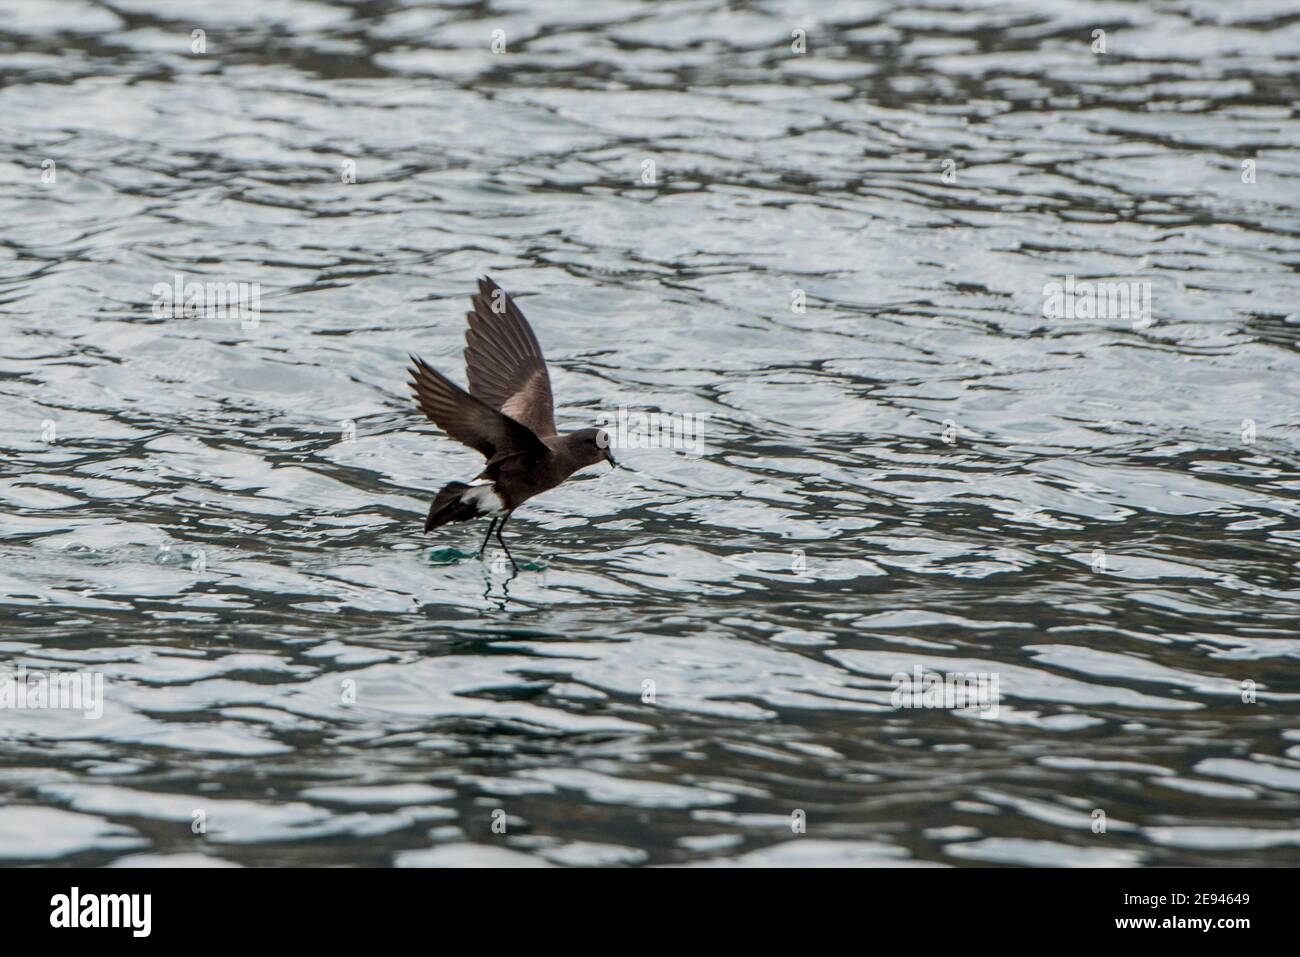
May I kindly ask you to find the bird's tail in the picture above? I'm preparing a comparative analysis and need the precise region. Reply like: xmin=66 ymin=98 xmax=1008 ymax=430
xmin=424 ymin=481 xmax=485 ymax=532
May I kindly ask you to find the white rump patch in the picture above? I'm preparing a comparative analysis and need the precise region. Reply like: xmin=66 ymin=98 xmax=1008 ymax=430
xmin=462 ymin=481 xmax=504 ymax=516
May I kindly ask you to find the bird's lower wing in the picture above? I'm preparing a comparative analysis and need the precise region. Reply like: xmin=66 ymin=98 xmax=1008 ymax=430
xmin=408 ymin=355 xmax=546 ymax=462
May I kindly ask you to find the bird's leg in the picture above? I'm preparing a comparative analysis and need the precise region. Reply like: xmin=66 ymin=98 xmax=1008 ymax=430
xmin=495 ymin=512 xmax=519 ymax=571
xmin=478 ymin=517 xmax=498 ymax=558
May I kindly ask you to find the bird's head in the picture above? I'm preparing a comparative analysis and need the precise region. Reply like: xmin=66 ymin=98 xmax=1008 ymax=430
xmin=570 ymin=427 xmax=618 ymax=470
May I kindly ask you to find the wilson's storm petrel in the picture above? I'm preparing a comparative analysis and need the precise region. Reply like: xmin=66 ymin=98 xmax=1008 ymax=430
xmin=408 ymin=277 xmax=616 ymax=570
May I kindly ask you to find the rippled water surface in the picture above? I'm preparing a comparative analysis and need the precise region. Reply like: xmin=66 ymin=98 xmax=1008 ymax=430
xmin=2 ymin=0 xmax=1300 ymax=867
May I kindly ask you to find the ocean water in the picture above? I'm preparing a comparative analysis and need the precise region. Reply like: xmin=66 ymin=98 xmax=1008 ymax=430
xmin=1 ymin=0 xmax=1299 ymax=867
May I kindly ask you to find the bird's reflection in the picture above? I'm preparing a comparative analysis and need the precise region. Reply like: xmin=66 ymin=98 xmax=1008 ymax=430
xmin=482 ymin=551 xmax=520 ymax=607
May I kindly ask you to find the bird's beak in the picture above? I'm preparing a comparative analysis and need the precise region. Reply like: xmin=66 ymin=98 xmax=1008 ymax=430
xmin=606 ymin=451 xmax=618 ymax=469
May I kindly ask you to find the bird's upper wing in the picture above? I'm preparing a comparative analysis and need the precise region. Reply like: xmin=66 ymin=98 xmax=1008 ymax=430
xmin=408 ymin=355 xmax=547 ymax=463
xmin=463 ymin=276 xmax=557 ymax=437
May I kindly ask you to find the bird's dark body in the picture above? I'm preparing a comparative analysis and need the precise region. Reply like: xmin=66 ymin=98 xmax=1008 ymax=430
xmin=423 ymin=439 xmax=591 ymax=531
xmin=408 ymin=278 xmax=616 ymax=567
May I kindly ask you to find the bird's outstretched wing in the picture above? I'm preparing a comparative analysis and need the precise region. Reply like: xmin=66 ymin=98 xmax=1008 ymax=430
xmin=463 ymin=276 xmax=557 ymax=437
xmin=408 ymin=355 xmax=547 ymax=464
